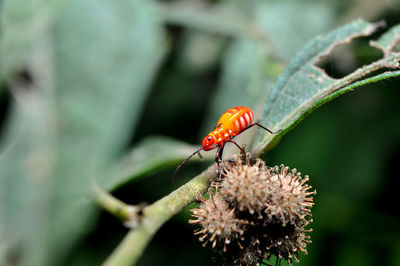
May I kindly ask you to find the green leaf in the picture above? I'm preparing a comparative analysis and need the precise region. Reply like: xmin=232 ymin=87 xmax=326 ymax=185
xmin=157 ymin=0 xmax=276 ymax=56
xmin=0 ymin=0 xmax=166 ymax=265
xmin=252 ymin=19 xmax=400 ymax=155
xmin=158 ymin=1 xmax=257 ymax=39
xmin=0 ymin=0 xmax=69 ymax=79
xmin=255 ymin=0 xmax=336 ymax=60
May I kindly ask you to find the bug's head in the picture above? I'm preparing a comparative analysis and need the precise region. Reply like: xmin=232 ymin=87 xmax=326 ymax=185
xmin=202 ymin=135 xmax=215 ymax=151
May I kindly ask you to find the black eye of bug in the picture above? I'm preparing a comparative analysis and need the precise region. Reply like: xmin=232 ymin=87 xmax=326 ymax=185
xmin=207 ymin=137 xmax=212 ymax=141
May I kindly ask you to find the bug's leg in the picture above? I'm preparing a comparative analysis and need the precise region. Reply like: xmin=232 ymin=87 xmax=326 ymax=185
xmin=242 ymin=122 xmax=283 ymax=134
xmin=215 ymin=146 xmax=221 ymax=168
xmin=215 ymin=143 xmax=226 ymax=165
xmin=215 ymin=144 xmax=225 ymax=182
xmin=253 ymin=122 xmax=283 ymax=134
xmin=227 ymin=139 xmax=246 ymax=155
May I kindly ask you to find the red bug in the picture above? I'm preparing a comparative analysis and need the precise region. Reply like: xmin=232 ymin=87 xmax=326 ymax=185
xmin=173 ymin=106 xmax=282 ymax=181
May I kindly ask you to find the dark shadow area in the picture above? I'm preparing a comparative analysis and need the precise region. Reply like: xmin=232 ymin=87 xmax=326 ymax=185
xmin=315 ymin=35 xmax=383 ymax=79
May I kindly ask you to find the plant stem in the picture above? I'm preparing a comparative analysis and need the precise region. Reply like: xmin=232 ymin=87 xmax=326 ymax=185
xmin=103 ymin=165 xmax=217 ymax=266
xmin=92 ymin=184 xmax=138 ymax=225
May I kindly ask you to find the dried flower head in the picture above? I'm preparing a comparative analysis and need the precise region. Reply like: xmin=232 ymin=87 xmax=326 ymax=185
xmin=221 ymin=156 xmax=268 ymax=214
xmin=189 ymin=154 xmax=316 ymax=266
xmin=260 ymin=217 xmax=313 ymax=264
xmin=189 ymin=189 xmax=247 ymax=251
xmin=264 ymin=165 xmax=315 ymax=225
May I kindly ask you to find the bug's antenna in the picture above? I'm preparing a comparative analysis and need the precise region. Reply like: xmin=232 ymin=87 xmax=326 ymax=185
xmin=172 ymin=147 xmax=204 ymax=185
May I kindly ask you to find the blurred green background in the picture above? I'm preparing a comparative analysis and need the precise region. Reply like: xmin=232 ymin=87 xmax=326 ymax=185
xmin=1 ymin=0 xmax=400 ymax=266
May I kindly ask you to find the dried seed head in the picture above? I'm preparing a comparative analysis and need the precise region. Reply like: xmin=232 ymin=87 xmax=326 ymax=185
xmin=265 ymin=165 xmax=316 ymax=225
xmin=189 ymin=190 xmax=247 ymax=251
xmin=261 ymin=218 xmax=313 ymax=265
xmin=221 ymin=156 xmax=268 ymax=213
xmin=217 ymin=236 xmax=265 ymax=266
xmin=190 ymin=155 xmax=316 ymax=266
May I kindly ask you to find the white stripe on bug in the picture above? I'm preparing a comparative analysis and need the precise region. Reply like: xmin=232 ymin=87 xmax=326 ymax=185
xmin=240 ymin=116 xmax=246 ymax=128
xmin=235 ymin=120 xmax=240 ymax=131
xmin=245 ymin=113 xmax=250 ymax=124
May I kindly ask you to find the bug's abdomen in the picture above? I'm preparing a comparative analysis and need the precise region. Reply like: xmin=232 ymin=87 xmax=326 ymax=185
xmin=218 ymin=106 xmax=254 ymax=136
xmin=207 ymin=106 xmax=254 ymax=146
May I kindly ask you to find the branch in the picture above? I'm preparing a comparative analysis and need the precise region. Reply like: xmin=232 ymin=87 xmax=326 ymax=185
xmin=92 ymin=184 xmax=143 ymax=228
xmin=102 ymin=164 xmax=217 ymax=266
